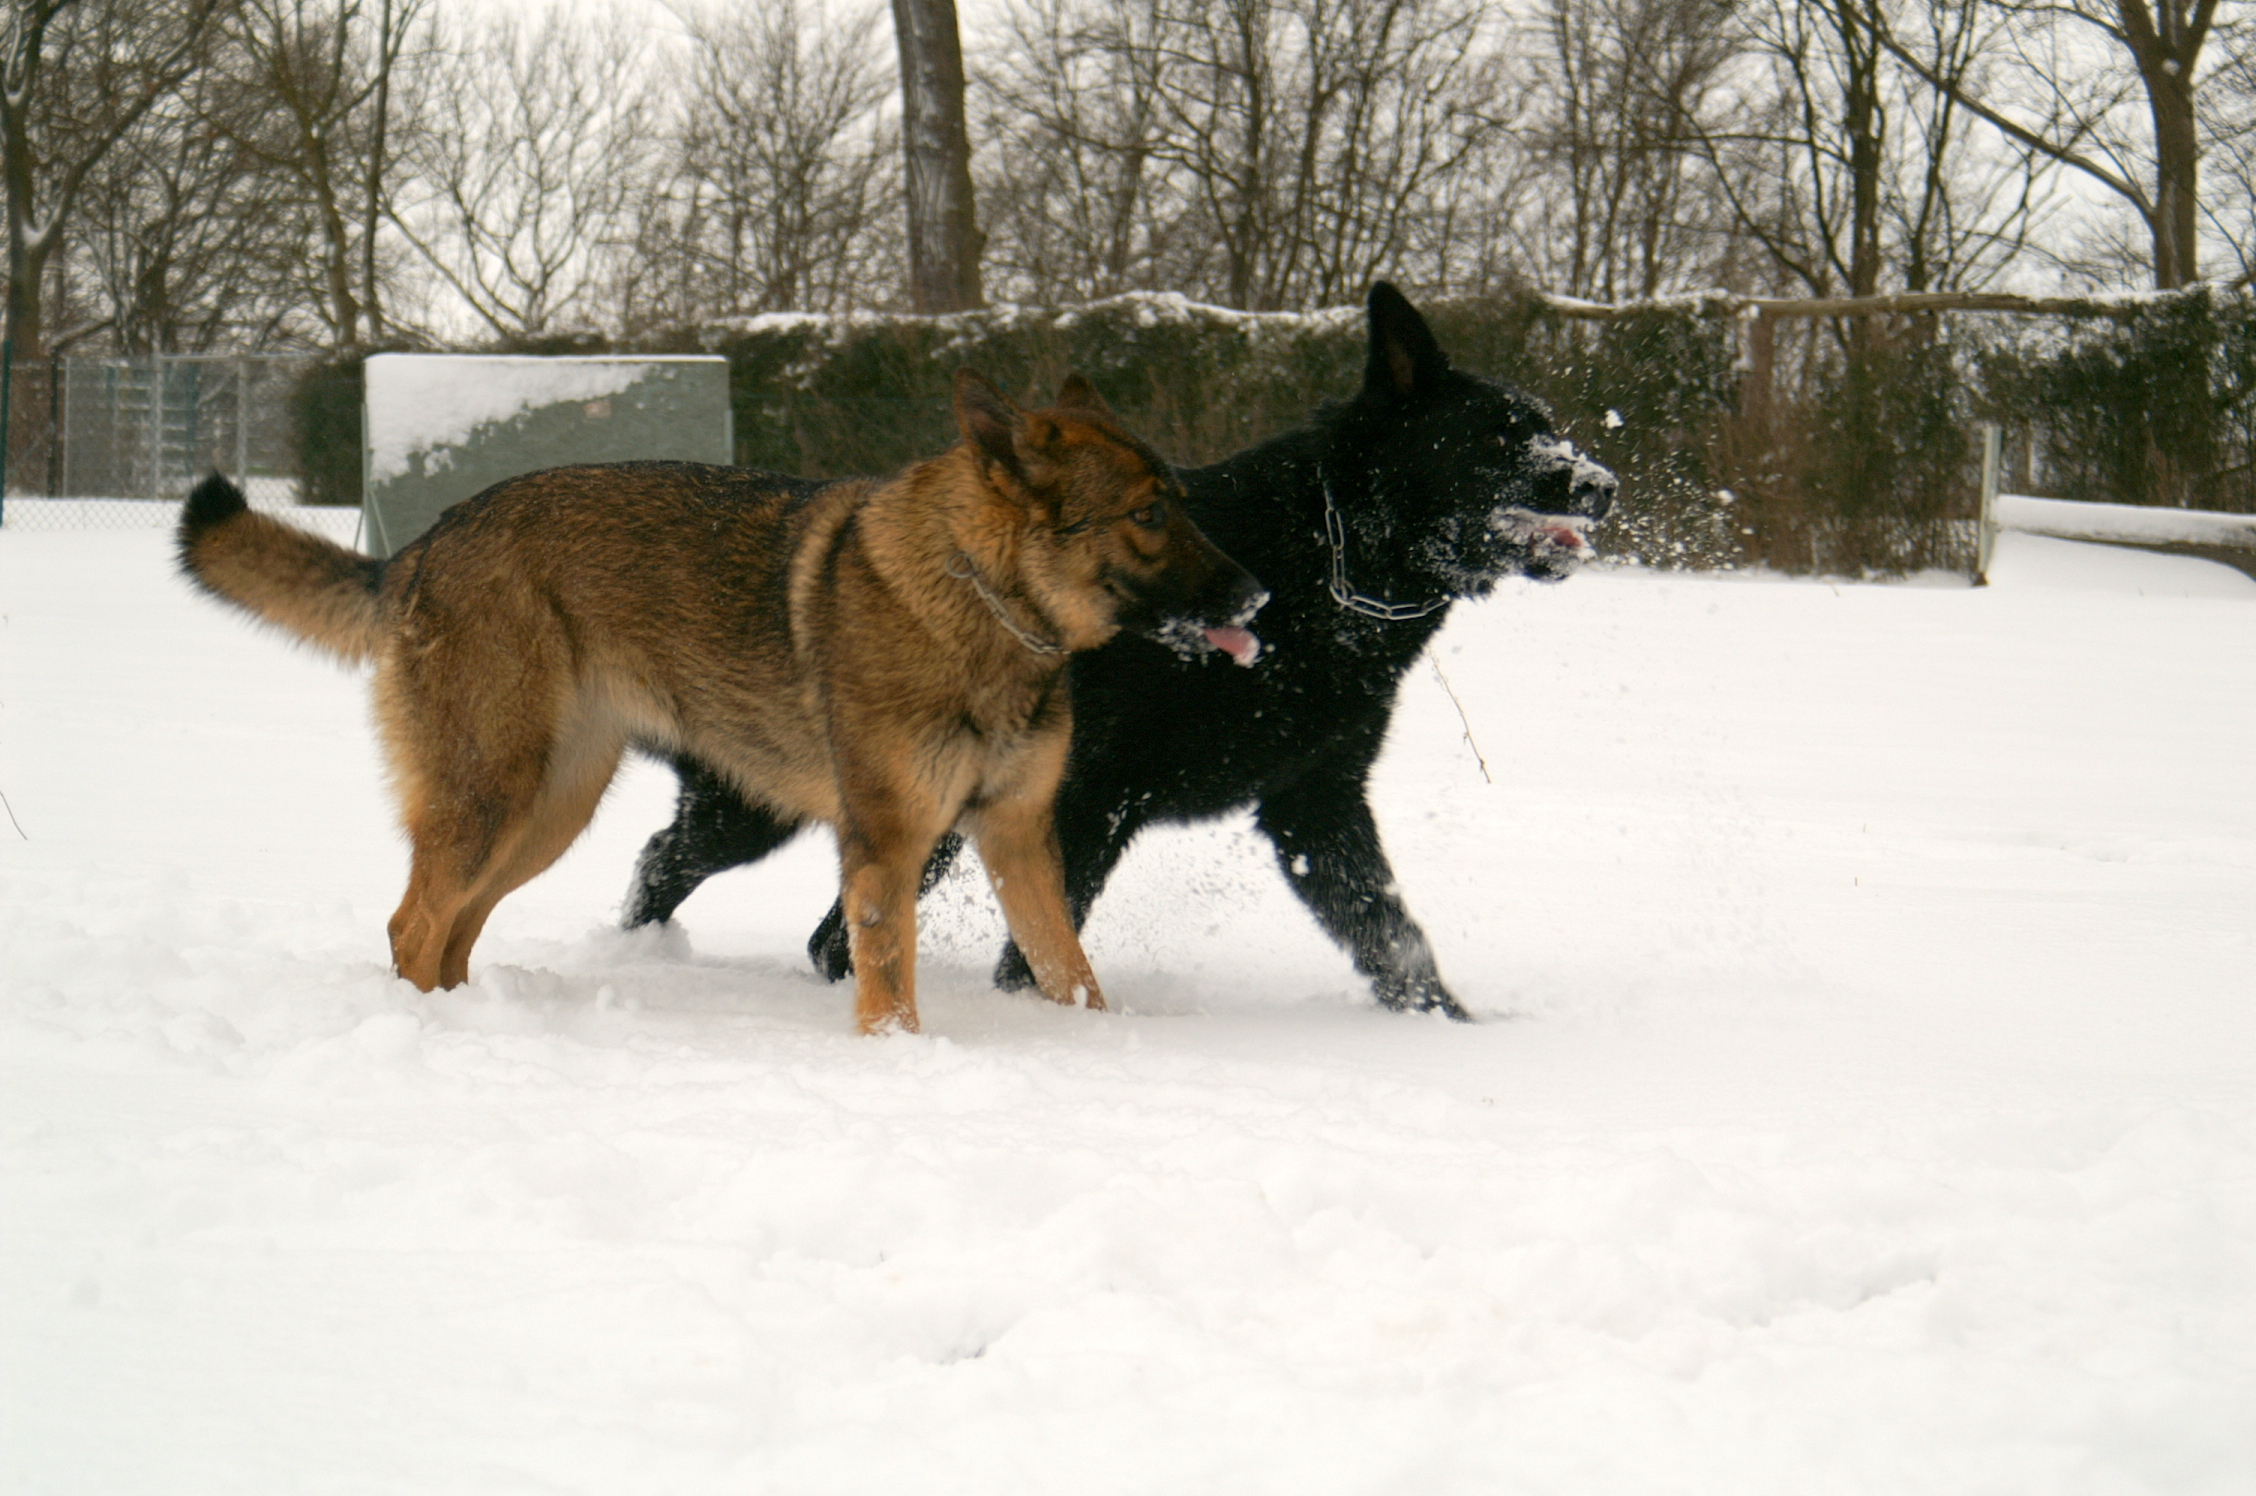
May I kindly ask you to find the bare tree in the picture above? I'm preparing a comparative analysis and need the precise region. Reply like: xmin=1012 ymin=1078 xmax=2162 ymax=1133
xmin=1882 ymin=0 xmax=2054 ymax=294
xmin=980 ymin=0 xmax=1503 ymax=310
xmin=1697 ymin=0 xmax=1894 ymax=302
xmin=1510 ymin=0 xmax=1747 ymax=301
xmin=73 ymin=57 xmax=300 ymax=351
xmin=2200 ymin=5 xmax=2256 ymax=285
xmin=978 ymin=0 xmax=1181 ymax=301
xmin=621 ymin=0 xmax=895 ymax=327
xmin=391 ymin=5 xmax=653 ymax=340
xmin=221 ymin=0 xmax=425 ymax=351
xmin=1149 ymin=0 xmax=1500 ymax=309
xmin=1407 ymin=66 xmax=1549 ymax=301
xmin=1290 ymin=0 xmax=1501 ymax=303
xmin=1663 ymin=0 xmax=2046 ymax=308
xmin=3 ymin=0 xmax=223 ymax=360
xmin=1881 ymin=0 xmax=2225 ymax=289
xmin=892 ymin=0 xmax=982 ymax=309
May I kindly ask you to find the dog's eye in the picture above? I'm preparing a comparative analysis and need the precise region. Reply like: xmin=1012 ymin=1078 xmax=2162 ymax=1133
xmin=1132 ymin=501 xmax=1165 ymax=528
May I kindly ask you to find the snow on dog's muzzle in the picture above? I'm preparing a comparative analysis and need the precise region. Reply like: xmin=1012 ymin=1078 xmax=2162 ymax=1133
xmin=1529 ymin=434 xmax=1619 ymax=521
xmin=1500 ymin=433 xmax=1614 ymax=572
xmin=1494 ymin=508 xmax=1597 ymax=564
xmin=1157 ymin=585 xmax=1269 ymax=667
xmin=1202 ymin=584 xmax=1269 ymax=666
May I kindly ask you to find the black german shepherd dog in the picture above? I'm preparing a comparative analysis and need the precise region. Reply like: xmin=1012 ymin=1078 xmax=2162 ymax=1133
xmin=623 ymin=284 xmax=1617 ymax=1019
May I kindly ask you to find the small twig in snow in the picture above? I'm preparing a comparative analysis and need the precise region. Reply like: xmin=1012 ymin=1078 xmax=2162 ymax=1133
xmin=1427 ymin=653 xmax=1492 ymax=784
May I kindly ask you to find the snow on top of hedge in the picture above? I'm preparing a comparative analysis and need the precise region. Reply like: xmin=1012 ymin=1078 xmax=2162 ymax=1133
xmin=707 ymin=291 xmax=1364 ymax=345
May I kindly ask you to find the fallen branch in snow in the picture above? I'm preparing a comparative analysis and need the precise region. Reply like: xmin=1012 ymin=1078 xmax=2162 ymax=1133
xmin=1427 ymin=653 xmax=1492 ymax=785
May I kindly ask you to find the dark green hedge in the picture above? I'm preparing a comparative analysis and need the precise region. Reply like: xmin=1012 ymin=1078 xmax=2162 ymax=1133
xmin=286 ymin=295 xmax=1740 ymax=567
xmin=1975 ymin=287 xmax=2256 ymax=514
xmin=702 ymin=300 xmax=1372 ymax=478
xmin=286 ymin=287 xmax=2254 ymax=574
xmin=289 ymin=355 xmax=365 ymax=506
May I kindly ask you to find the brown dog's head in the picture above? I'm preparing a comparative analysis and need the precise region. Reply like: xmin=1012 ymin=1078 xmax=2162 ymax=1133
xmin=953 ymin=369 xmax=1267 ymax=665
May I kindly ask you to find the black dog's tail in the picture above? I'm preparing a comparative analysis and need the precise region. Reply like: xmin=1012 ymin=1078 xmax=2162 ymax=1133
xmin=177 ymin=475 xmax=387 ymax=665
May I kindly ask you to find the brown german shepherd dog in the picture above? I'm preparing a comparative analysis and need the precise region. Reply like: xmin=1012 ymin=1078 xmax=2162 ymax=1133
xmin=178 ymin=370 xmax=1267 ymax=1034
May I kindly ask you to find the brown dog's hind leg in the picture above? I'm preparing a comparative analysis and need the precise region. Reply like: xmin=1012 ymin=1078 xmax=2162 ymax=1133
xmin=387 ymin=772 xmax=534 ymax=993
xmin=437 ymin=728 xmax=628 ymax=988
xmin=389 ymin=803 xmax=525 ymax=992
xmin=388 ymin=854 xmax=476 ymax=993
xmin=384 ymin=686 xmax=626 ymax=992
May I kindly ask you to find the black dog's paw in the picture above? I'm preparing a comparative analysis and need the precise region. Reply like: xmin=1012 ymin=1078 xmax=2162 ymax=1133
xmin=1374 ymin=972 xmax=1472 ymax=1022
xmin=807 ymin=907 xmax=853 ymax=982
xmin=992 ymin=942 xmax=1037 ymax=993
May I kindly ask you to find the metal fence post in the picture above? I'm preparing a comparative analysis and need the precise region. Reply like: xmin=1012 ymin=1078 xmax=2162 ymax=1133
xmin=151 ymin=357 xmax=165 ymax=500
xmin=236 ymin=356 xmax=250 ymax=486
xmin=47 ymin=350 xmax=59 ymax=495
xmin=1 ymin=336 xmax=13 ymax=524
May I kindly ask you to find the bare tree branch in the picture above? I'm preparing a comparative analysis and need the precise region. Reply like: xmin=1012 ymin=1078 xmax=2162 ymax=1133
xmin=4 ymin=0 xmax=223 ymax=357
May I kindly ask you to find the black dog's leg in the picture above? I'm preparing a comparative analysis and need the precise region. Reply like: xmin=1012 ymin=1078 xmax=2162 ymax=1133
xmin=623 ymin=757 xmax=802 ymax=929
xmin=1253 ymin=777 xmax=1469 ymax=1020
xmin=806 ymin=832 xmax=966 ymax=981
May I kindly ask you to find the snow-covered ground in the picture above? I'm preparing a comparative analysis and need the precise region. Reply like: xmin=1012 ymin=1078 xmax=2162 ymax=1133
xmin=4 ymin=518 xmax=2253 ymax=1494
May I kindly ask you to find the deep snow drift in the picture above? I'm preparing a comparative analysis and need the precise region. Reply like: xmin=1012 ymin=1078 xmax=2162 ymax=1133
xmin=4 ymin=516 xmax=2253 ymax=1494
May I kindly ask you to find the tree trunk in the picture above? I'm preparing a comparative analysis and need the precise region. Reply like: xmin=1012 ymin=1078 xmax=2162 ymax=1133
xmin=1840 ymin=2 xmax=1883 ymax=300
xmin=3 ymin=1 xmax=54 ymax=363
xmin=3 ymin=229 xmax=45 ymax=365
xmin=2122 ymin=1 xmax=2207 ymax=289
xmin=2146 ymin=73 xmax=2197 ymax=288
xmin=890 ymin=0 xmax=982 ymax=312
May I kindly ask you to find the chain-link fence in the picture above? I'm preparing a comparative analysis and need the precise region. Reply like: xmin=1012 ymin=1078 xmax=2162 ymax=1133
xmin=1 ymin=353 xmax=310 ymax=528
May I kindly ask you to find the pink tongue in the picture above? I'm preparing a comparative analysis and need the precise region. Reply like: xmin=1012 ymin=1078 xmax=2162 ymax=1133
xmin=1203 ymin=625 xmax=1262 ymax=667
xmin=1542 ymin=522 xmax=1594 ymax=557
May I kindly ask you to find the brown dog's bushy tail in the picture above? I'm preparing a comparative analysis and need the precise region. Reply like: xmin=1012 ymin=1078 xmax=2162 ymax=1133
xmin=177 ymin=475 xmax=386 ymax=664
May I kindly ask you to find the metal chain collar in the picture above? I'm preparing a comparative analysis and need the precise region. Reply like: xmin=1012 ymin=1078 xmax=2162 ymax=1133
xmin=946 ymin=550 xmax=1068 ymax=656
xmin=1321 ymin=468 xmax=1451 ymax=622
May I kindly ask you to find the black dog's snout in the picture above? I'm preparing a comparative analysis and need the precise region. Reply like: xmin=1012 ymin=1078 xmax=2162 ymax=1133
xmin=1226 ymin=570 xmax=1270 ymax=624
xmin=1577 ymin=467 xmax=1618 ymax=521
xmin=1187 ymin=534 xmax=1268 ymax=626
xmin=1526 ymin=435 xmax=1617 ymax=522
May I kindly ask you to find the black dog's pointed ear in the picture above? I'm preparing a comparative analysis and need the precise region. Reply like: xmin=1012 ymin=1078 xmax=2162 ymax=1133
xmin=1054 ymin=372 xmax=1115 ymax=421
xmin=954 ymin=368 xmax=1022 ymax=474
xmin=1364 ymin=281 xmax=1448 ymax=400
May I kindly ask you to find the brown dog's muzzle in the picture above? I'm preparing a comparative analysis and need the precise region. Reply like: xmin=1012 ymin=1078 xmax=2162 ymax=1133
xmin=1121 ymin=520 xmax=1269 ymax=667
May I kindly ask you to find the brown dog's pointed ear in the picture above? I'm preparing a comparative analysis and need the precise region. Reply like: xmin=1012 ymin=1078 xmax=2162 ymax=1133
xmin=1055 ymin=373 xmax=1115 ymax=420
xmin=1364 ymin=281 xmax=1448 ymax=400
xmin=954 ymin=368 xmax=1022 ymax=475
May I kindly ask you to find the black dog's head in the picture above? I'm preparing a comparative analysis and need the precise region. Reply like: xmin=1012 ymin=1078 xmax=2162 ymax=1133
xmin=1329 ymin=283 xmax=1617 ymax=594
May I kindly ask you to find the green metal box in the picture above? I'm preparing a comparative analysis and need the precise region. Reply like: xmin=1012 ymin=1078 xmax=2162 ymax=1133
xmin=361 ymin=354 xmax=733 ymax=557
